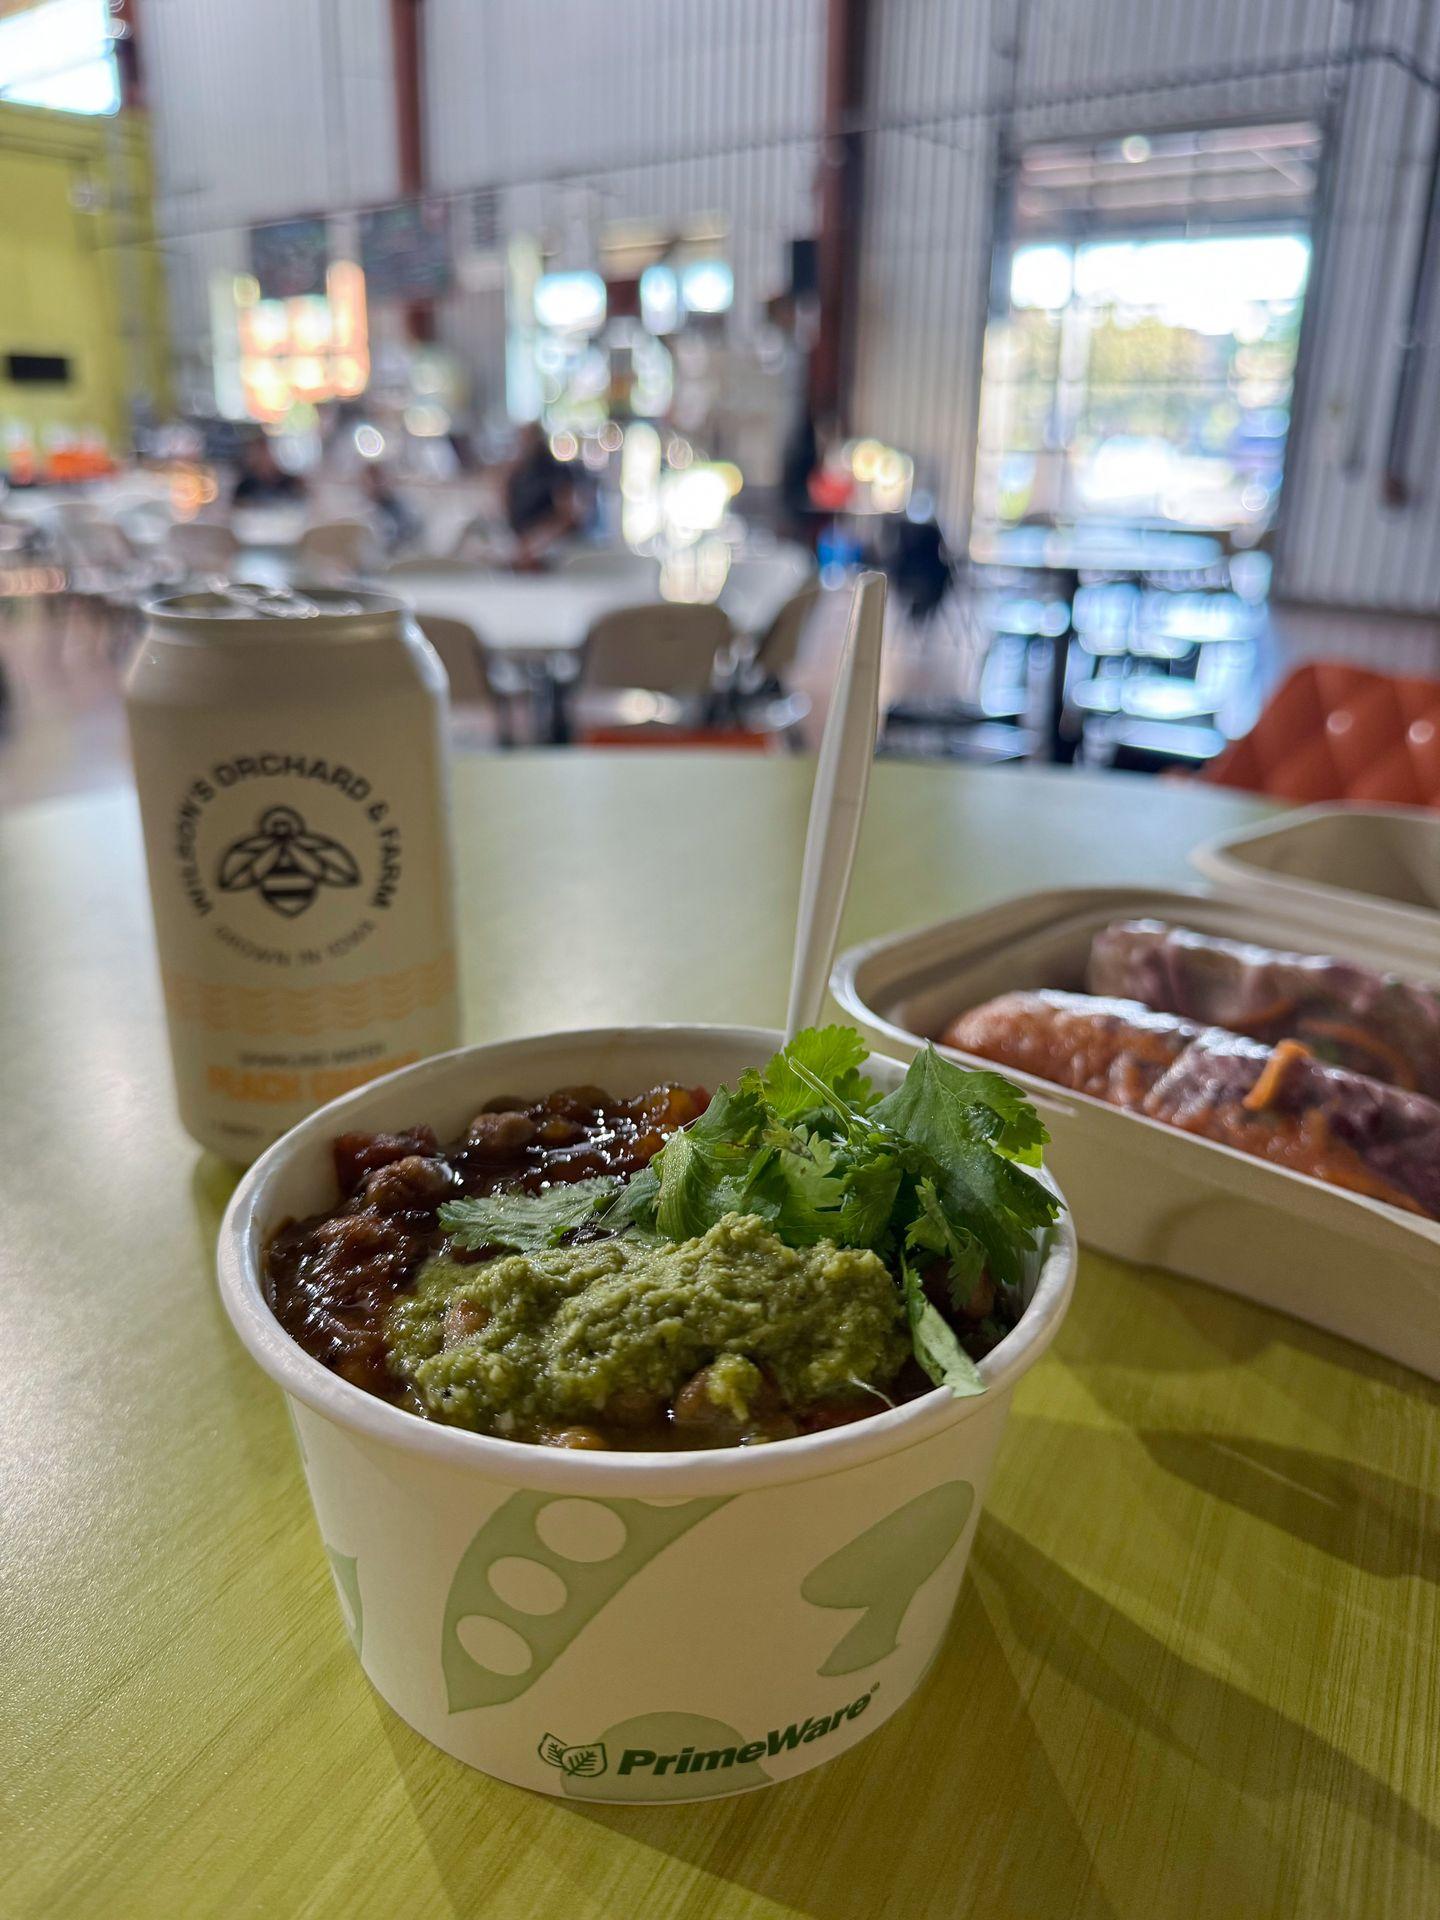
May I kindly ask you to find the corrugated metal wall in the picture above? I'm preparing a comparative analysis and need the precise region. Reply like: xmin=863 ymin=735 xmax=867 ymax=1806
xmin=853 ymin=0 xmax=1339 ymax=549
xmin=1277 ymin=1 xmax=1440 ymax=610
xmin=424 ymin=0 xmax=824 ymax=418
xmin=852 ymin=1 xmax=1002 ymax=557
xmin=425 ymin=0 xmax=821 ymax=185
xmin=142 ymin=0 xmax=823 ymax=422
xmin=140 ymin=0 xmax=1440 ymax=612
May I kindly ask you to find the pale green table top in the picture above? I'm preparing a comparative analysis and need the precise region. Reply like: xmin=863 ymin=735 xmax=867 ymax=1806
xmin=3 ymin=754 xmax=1437 ymax=1919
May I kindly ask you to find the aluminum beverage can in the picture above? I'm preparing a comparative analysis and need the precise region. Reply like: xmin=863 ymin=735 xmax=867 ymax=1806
xmin=125 ymin=583 xmax=461 ymax=1161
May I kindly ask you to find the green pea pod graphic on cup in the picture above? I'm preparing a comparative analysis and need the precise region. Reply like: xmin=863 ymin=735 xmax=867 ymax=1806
xmin=442 ymin=1491 xmax=729 ymax=1712
xmin=801 ymin=1480 xmax=975 ymax=1676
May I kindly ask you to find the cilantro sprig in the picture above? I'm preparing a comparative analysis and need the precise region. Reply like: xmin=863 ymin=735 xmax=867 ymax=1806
xmin=660 ymin=1028 xmax=1060 ymax=1393
xmin=436 ymin=1026 xmax=1060 ymax=1399
xmin=439 ymin=1176 xmax=623 ymax=1255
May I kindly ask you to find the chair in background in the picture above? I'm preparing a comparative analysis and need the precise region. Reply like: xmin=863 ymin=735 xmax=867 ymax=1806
xmin=168 ymin=520 xmax=241 ymax=578
xmin=574 ymin=601 xmax=730 ymax=738
xmin=389 ymin=565 xmax=529 ymax=709
xmin=559 ymin=549 xmax=663 ymax=594
xmin=415 ymin=612 xmax=516 ymax=748
xmin=42 ymin=504 xmax=166 ymax=653
xmin=46 ymin=505 xmax=144 ymax=587
xmin=1203 ymin=662 xmax=1440 ymax=807
xmin=444 ymin=511 xmax=512 ymax=565
xmin=718 ymin=545 xmax=815 ymax=643
xmin=745 ymin=583 xmax=821 ymax=690
xmin=725 ymin=582 xmax=820 ymax=747
xmin=581 ymin=601 xmax=729 ymax=695
xmin=296 ymin=519 xmax=380 ymax=579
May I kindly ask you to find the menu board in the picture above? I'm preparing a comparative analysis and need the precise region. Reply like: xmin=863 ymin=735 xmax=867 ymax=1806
xmin=250 ymin=217 xmax=331 ymax=300
xmin=358 ymin=199 xmax=453 ymax=300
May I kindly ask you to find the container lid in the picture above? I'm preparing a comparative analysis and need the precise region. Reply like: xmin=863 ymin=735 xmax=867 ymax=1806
xmin=1190 ymin=802 xmax=1440 ymax=960
xmin=145 ymin=581 xmax=405 ymax=638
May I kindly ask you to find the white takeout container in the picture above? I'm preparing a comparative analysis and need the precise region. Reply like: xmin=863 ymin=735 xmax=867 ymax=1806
xmin=832 ymin=887 xmax=1440 ymax=1382
xmin=217 ymin=1025 xmax=1076 ymax=1801
xmin=1191 ymin=802 xmax=1440 ymax=959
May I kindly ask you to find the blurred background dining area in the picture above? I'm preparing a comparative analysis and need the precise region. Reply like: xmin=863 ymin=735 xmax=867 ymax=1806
xmin=3 ymin=0 xmax=1440 ymax=808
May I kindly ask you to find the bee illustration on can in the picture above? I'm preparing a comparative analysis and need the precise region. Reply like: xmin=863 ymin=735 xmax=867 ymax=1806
xmin=216 ymin=805 xmax=361 ymax=918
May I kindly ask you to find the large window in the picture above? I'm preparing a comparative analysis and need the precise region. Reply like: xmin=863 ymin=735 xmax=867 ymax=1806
xmin=0 ymin=0 xmax=120 ymax=116
xmin=974 ymin=123 xmax=1319 ymax=540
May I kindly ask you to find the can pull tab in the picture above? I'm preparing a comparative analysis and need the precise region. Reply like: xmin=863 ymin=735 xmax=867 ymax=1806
xmin=212 ymin=581 xmax=368 ymax=619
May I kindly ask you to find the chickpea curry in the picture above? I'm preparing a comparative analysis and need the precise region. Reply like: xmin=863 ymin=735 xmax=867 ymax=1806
xmin=263 ymin=1028 xmax=1061 ymax=1450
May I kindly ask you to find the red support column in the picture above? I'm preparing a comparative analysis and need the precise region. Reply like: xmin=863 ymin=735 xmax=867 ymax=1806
xmin=811 ymin=0 xmax=869 ymax=425
xmin=390 ymin=0 xmax=436 ymax=341
xmin=113 ymin=0 xmax=144 ymax=109
xmin=391 ymin=0 xmax=426 ymax=194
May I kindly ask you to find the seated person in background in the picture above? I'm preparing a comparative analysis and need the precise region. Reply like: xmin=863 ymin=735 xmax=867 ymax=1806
xmin=360 ymin=461 xmax=422 ymax=553
xmin=231 ymin=435 xmax=307 ymax=508
xmin=504 ymin=422 xmax=581 ymax=568
xmin=780 ymin=402 xmax=821 ymax=550
xmin=875 ymin=509 xmax=954 ymax=623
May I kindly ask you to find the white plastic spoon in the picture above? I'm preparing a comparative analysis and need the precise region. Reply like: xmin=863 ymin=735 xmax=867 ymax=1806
xmin=784 ymin=569 xmax=888 ymax=1042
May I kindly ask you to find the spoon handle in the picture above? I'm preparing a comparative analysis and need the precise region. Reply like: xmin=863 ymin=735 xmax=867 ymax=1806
xmin=784 ymin=570 xmax=887 ymax=1043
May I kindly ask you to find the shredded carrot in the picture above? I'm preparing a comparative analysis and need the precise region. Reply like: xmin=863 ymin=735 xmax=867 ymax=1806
xmin=1296 ymin=1110 xmax=1426 ymax=1212
xmin=1243 ymin=1038 xmax=1311 ymax=1112
xmin=1295 ymin=1018 xmax=1416 ymax=1090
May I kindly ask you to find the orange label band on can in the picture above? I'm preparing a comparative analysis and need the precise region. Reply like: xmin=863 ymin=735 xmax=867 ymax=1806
xmin=205 ymin=1053 xmax=421 ymax=1106
xmin=126 ymin=587 xmax=461 ymax=1162
xmin=162 ymin=951 xmax=458 ymax=1036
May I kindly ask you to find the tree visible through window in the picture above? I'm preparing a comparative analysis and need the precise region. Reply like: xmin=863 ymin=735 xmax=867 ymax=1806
xmin=974 ymin=124 xmax=1318 ymax=542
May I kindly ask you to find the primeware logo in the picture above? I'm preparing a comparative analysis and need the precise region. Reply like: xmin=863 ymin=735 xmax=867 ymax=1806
xmin=539 ymin=1687 xmax=876 ymax=1781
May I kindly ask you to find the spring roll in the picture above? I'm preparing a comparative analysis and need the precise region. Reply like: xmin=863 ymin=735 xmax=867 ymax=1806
xmin=1086 ymin=919 xmax=1440 ymax=1099
xmin=944 ymin=989 xmax=1440 ymax=1219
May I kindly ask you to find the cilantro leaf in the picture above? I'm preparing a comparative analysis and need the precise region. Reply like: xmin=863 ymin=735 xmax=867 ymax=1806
xmin=901 ymin=1254 xmax=985 ymax=1398
xmin=598 ymin=1162 xmax=660 ymax=1232
xmin=652 ymin=1080 xmax=766 ymax=1240
xmin=837 ymin=1149 xmax=905 ymax=1249
xmin=905 ymin=1175 xmax=987 ymax=1310
xmin=893 ymin=1046 xmax=1048 ymax=1165
xmin=743 ymin=1126 xmax=847 ymax=1244
xmin=875 ymin=1045 xmax=1058 ymax=1289
xmin=758 ymin=1026 xmax=879 ymax=1124
xmin=440 ymin=1177 xmax=621 ymax=1254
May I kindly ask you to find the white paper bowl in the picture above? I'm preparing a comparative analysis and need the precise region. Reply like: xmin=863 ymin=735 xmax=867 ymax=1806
xmin=217 ymin=1025 xmax=1076 ymax=1801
